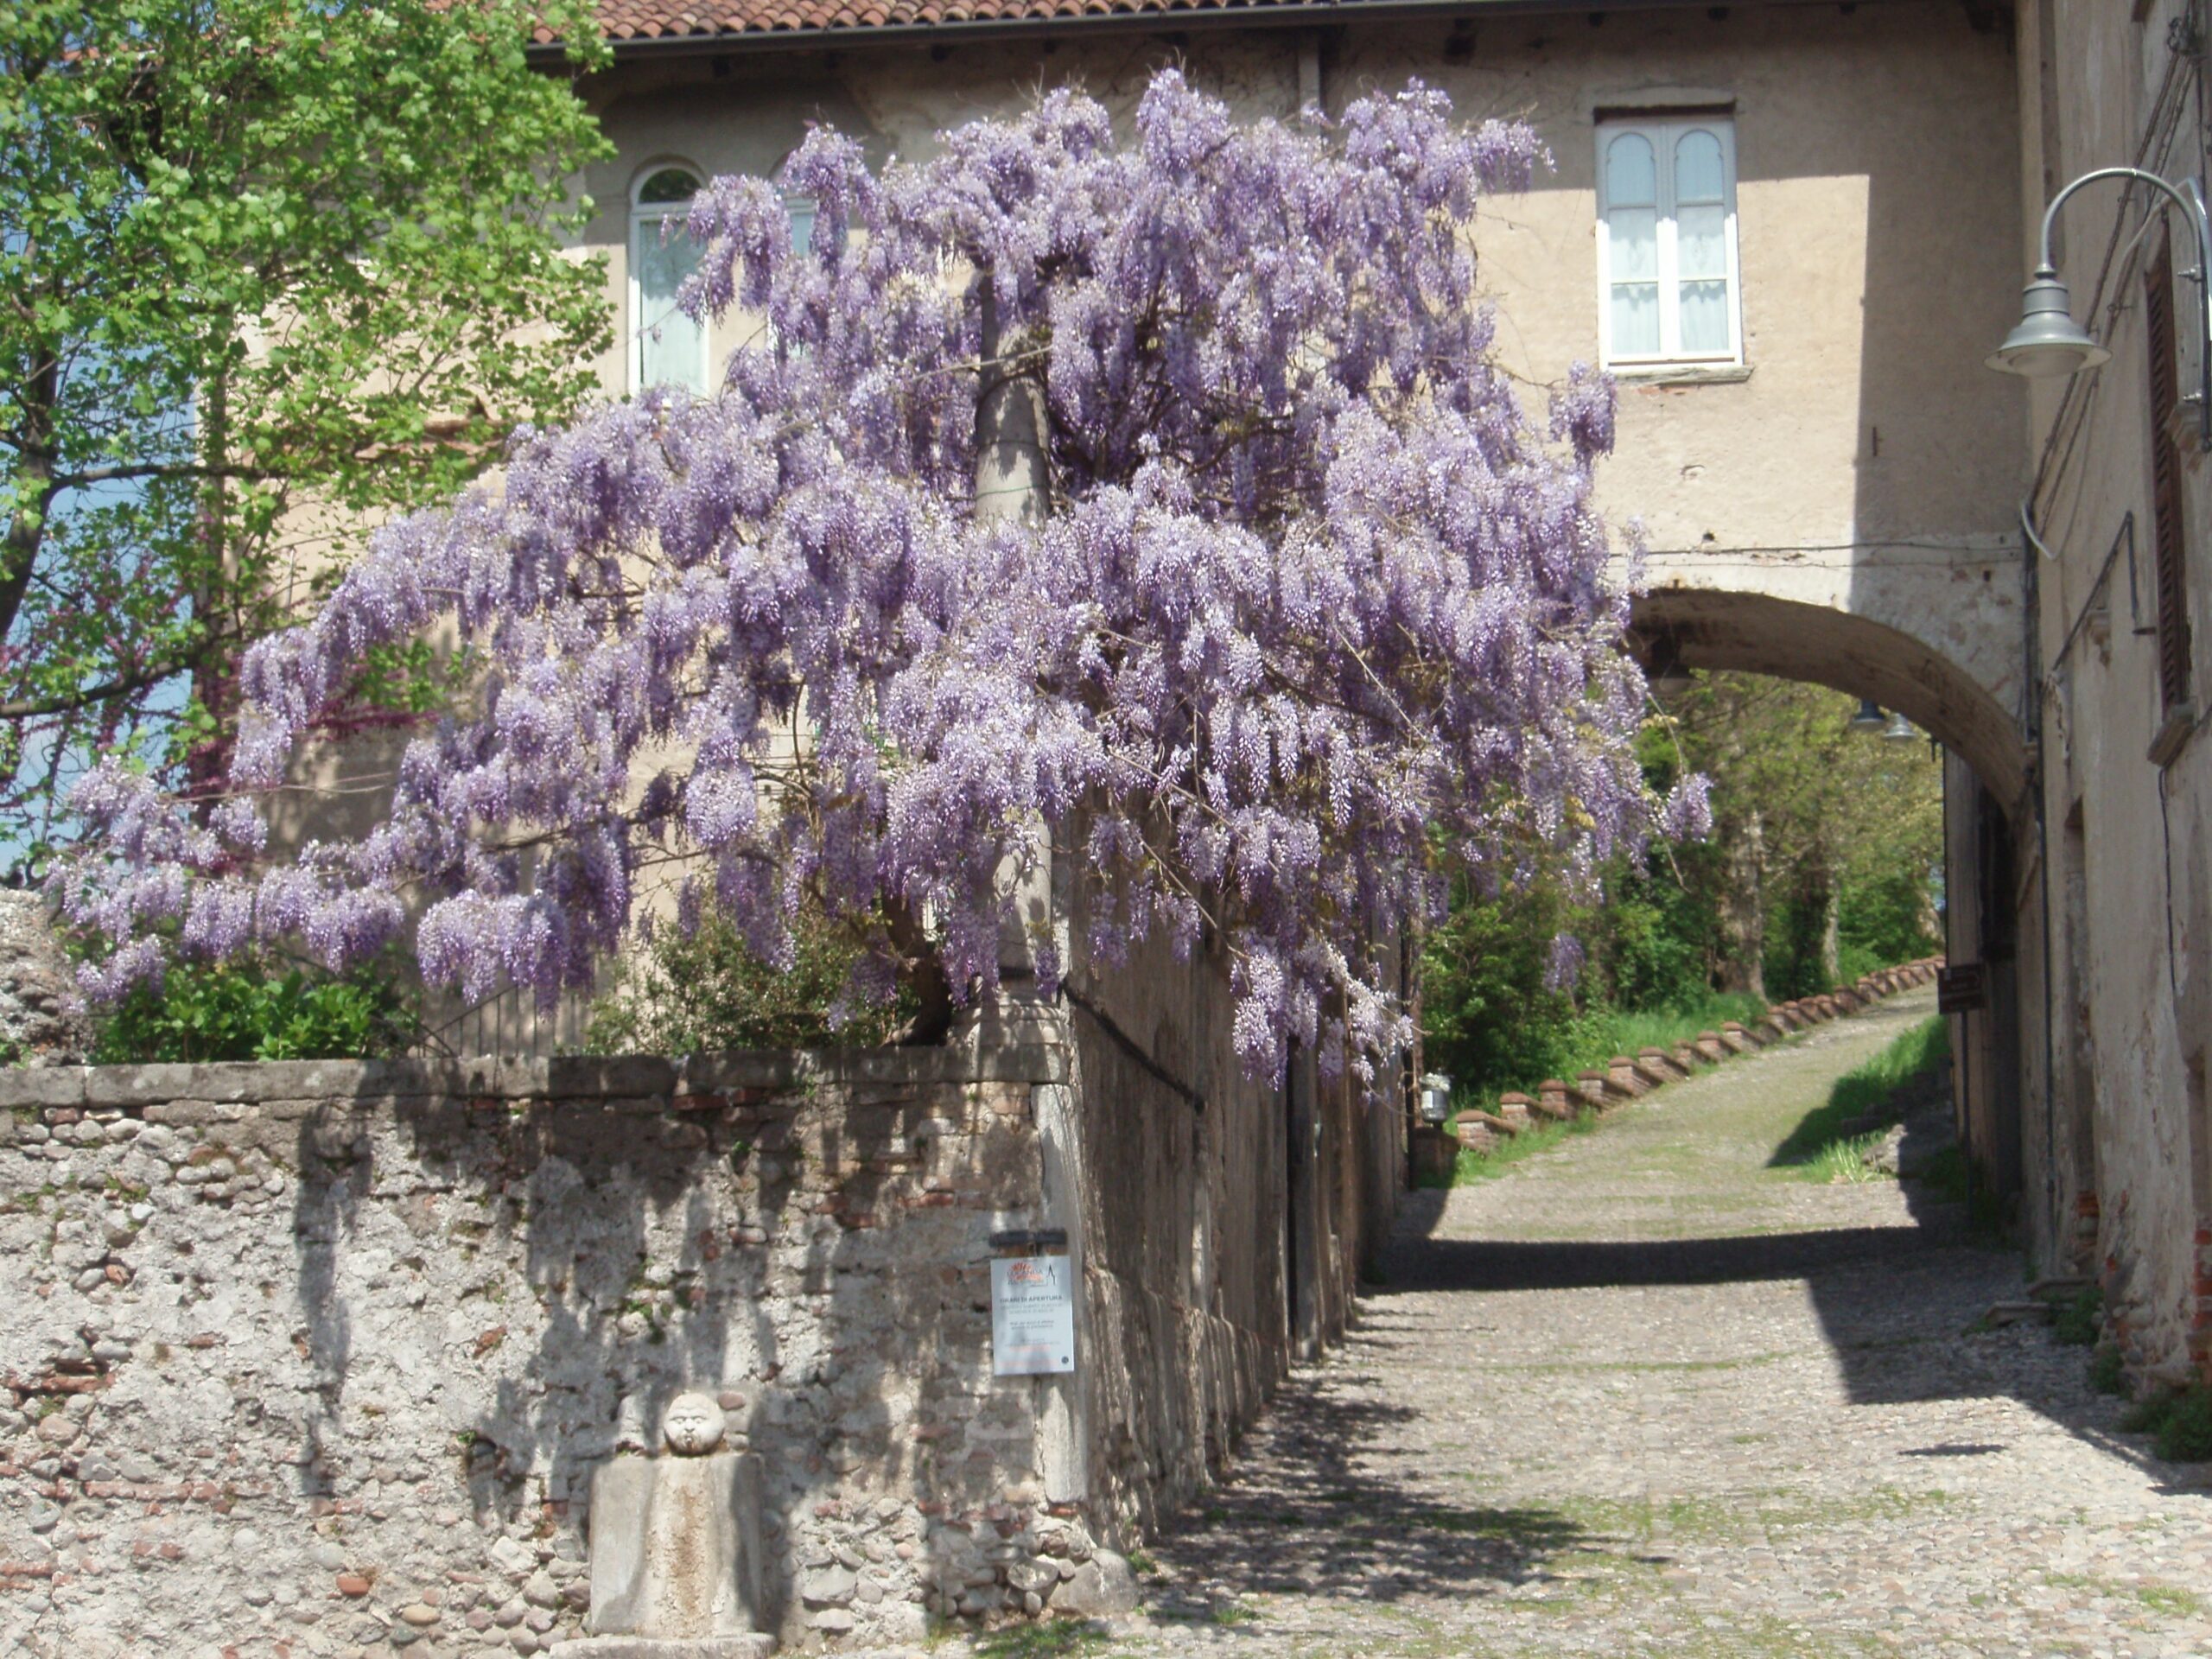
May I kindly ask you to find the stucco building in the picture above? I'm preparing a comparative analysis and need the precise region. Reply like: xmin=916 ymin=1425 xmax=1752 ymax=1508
xmin=1991 ymin=0 xmax=2212 ymax=1384
xmin=543 ymin=15 xmax=2032 ymax=1248
xmin=522 ymin=0 xmax=2212 ymax=1385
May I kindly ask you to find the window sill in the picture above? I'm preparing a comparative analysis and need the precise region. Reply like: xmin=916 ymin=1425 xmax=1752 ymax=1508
xmin=2148 ymin=700 xmax=2199 ymax=768
xmin=1611 ymin=362 xmax=1753 ymax=387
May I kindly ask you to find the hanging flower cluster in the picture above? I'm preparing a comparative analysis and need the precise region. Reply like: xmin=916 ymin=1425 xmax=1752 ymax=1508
xmin=56 ymin=71 xmax=1705 ymax=1086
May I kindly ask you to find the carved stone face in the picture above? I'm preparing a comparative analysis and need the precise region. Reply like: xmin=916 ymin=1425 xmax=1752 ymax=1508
xmin=661 ymin=1391 xmax=725 ymax=1457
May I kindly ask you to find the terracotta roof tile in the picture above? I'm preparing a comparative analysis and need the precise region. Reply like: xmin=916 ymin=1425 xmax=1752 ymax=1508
xmin=549 ymin=0 xmax=1356 ymax=45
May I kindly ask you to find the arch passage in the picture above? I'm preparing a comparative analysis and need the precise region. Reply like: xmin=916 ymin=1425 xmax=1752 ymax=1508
xmin=1631 ymin=586 xmax=2028 ymax=813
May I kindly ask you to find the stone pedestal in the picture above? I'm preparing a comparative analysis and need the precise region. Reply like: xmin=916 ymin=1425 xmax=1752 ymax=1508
xmin=1410 ymin=1126 xmax=1458 ymax=1184
xmin=583 ymin=1393 xmax=773 ymax=1655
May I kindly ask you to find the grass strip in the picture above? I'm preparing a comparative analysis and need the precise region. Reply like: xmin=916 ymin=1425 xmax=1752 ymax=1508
xmin=1433 ymin=1107 xmax=1603 ymax=1186
xmin=1769 ymin=1014 xmax=1948 ymax=1180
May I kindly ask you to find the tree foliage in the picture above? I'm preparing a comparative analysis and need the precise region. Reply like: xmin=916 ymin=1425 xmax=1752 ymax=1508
xmin=1421 ymin=671 xmax=1942 ymax=1102
xmin=583 ymin=896 xmax=915 ymax=1055
xmin=59 ymin=73 xmax=1706 ymax=1090
xmin=0 ymin=0 xmax=612 ymax=849
xmin=1658 ymin=674 xmax=1942 ymax=996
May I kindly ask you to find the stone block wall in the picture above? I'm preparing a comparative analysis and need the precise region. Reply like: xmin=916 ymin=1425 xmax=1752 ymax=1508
xmin=1051 ymin=887 xmax=1404 ymax=1540
xmin=0 ymin=1037 xmax=1192 ymax=1658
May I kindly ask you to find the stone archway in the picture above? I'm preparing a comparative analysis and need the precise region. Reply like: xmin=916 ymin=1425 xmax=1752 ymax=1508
xmin=1630 ymin=543 xmax=2029 ymax=812
xmin=1628 ymin=550 xmax=2034 ymax=1217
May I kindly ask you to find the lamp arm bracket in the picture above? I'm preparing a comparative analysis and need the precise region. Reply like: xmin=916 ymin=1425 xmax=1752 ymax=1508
xmin=2037 ymin=167 xmax=2212 ymax=446
xmin=2035 ymin=166 xmax=2210 ymax=278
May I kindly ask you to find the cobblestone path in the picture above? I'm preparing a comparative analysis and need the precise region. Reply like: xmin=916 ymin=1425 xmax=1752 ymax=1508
xmin=993 ymin=988 xmax=2212 ymax=1659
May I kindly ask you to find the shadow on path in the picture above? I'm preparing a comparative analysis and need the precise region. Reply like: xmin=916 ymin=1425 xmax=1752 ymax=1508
xmin=1383 ymin=1222 xmax=1961 ymax=1294
xmin=1140 ymin=1359 xmax=1622 ymax=1624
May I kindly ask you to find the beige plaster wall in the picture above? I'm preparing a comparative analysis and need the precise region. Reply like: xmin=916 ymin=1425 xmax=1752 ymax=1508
xmin=1351 ymin=3 xmax=2024 ymax=555
xmin=568 ymin=3 xmax=2025 ymax=779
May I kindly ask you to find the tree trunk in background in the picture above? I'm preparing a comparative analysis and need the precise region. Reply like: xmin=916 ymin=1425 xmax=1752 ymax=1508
xmin=1714 ymin=809 xmax=1767 ymax=1000
xmin=1815 ymin=868 xmax=1841 ymax=989
xmin=186 ymin=363 xmax=233 ymax=817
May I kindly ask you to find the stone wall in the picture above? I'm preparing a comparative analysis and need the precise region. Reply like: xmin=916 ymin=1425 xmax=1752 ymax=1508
xmin=0 ymin=1024 xmax=1292 ymax=1658
xmin=0 ymin=893 xmax=88 ymax=1067
xmin=1051 ymin=911 xmax=1402 ymax=1541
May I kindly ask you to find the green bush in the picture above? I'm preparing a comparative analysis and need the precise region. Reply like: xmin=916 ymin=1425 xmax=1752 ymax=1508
xmin=1763 ymin=865 xmax=1940 ymax=1005
xmin=1419 ymin=835 xmax=1756 ymax=1110
xmin=585 ymin=898 xmax=912 ymax=1055
xmin=2053 ymin=1287 xmax=2101 ymax=1347
xmin=1599 ymin=859 xmax=1722 ymax=1014
xmin=2120 ymin=1389 xmax=2177 ymax=1436
xmin=1761 ymin=887 xmax=1831 ymax=1003
xmin=2154 ymin=1387 xmax=2212 ymax=1462
xmin=91 ymin=955 xmax=413 ymax=1063
xmin=2088 ymin=1344 xmax=2126 ymax=1396
xmin=1838 ymin=861 xmax=1942 ymax=976
xmin=1418 ymin=865 xmax=1586 ymax=1102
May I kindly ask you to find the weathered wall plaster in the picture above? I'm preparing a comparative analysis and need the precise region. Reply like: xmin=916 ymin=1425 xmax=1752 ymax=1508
xmin=2004 ymin=0 xmax=2212 ymax=1384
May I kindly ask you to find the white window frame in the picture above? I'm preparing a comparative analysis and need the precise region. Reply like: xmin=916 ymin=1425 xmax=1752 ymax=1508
xmin=1594 ymin=116 xmax=1744 ymax=372
xmin=629 ymin=162 xmax=708 ymax=394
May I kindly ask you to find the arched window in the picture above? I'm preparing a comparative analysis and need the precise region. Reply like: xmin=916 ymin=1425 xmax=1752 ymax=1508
xmin=1595 ymin=117 xmax=1741 ymax=370
xmin=630 ymin=164 xmax=707 ymax=392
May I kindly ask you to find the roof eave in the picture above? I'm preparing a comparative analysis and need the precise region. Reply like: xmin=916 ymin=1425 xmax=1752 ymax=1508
xmin=533 ymin=0 xmax=1859 ymax=63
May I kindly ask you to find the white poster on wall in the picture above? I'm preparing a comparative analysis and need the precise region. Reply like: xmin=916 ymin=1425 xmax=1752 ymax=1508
xmin=990 ymin=1255 xmax=1076 ymax=1376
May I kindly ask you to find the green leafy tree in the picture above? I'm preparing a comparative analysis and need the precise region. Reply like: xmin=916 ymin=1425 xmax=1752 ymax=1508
xmin=1421 ymin=672 xmax=1942 ymax=1102
xmin=0 ymin=0 xmax=613 ymax=851
xmin=1648 ymin=673 xmax=1942 ymax=998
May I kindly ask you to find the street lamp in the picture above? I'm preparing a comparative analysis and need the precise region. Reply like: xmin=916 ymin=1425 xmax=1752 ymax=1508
xmin=1847 ymin=698 xmax=1886 ymax=734
xmin=1882 ymin=710 xmax=1916 ymax=744
xmin=1989 ymin=167 xmax=2212 ymax=447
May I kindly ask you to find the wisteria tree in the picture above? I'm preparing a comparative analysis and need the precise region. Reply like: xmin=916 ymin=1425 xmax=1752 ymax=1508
xmin=56 ymin=71 xmax=1707 ymax=1087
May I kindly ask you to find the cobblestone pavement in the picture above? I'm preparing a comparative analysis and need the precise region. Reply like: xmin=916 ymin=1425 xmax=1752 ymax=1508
xmin=961 ymin=987 xmax=2212 ymax=1659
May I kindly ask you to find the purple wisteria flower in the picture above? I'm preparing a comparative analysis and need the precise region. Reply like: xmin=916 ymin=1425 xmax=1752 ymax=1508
xmin=55 ymin=71 xmax=1689 ymax=1091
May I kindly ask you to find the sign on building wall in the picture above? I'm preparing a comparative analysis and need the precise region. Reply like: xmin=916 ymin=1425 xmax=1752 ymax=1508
xmin=990 ymin=1255 xmax=1076 ymax=1376
xmin=1938 ymin=961 xmax=1987 ymax=1014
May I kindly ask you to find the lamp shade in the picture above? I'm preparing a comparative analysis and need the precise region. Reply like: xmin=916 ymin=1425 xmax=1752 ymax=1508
xmin=1848 ymin=698 xmax=1886 ymax=733
xmin=1988 ymin=270 xmax=2112 ymax=378
xmin=1882 ymin=711 xmax=1917 ymax=743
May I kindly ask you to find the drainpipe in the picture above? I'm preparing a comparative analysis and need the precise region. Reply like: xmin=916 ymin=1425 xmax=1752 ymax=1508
xmin=2023 ymin=503 xmax=2060 ymax=1275
xmin=1944 ymin=764 xmax=1972 ymax=1178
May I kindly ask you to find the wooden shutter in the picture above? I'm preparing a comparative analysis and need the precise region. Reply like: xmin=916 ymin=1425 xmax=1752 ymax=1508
xmin=2145 ymin=230 xmax=2193 ymax=714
